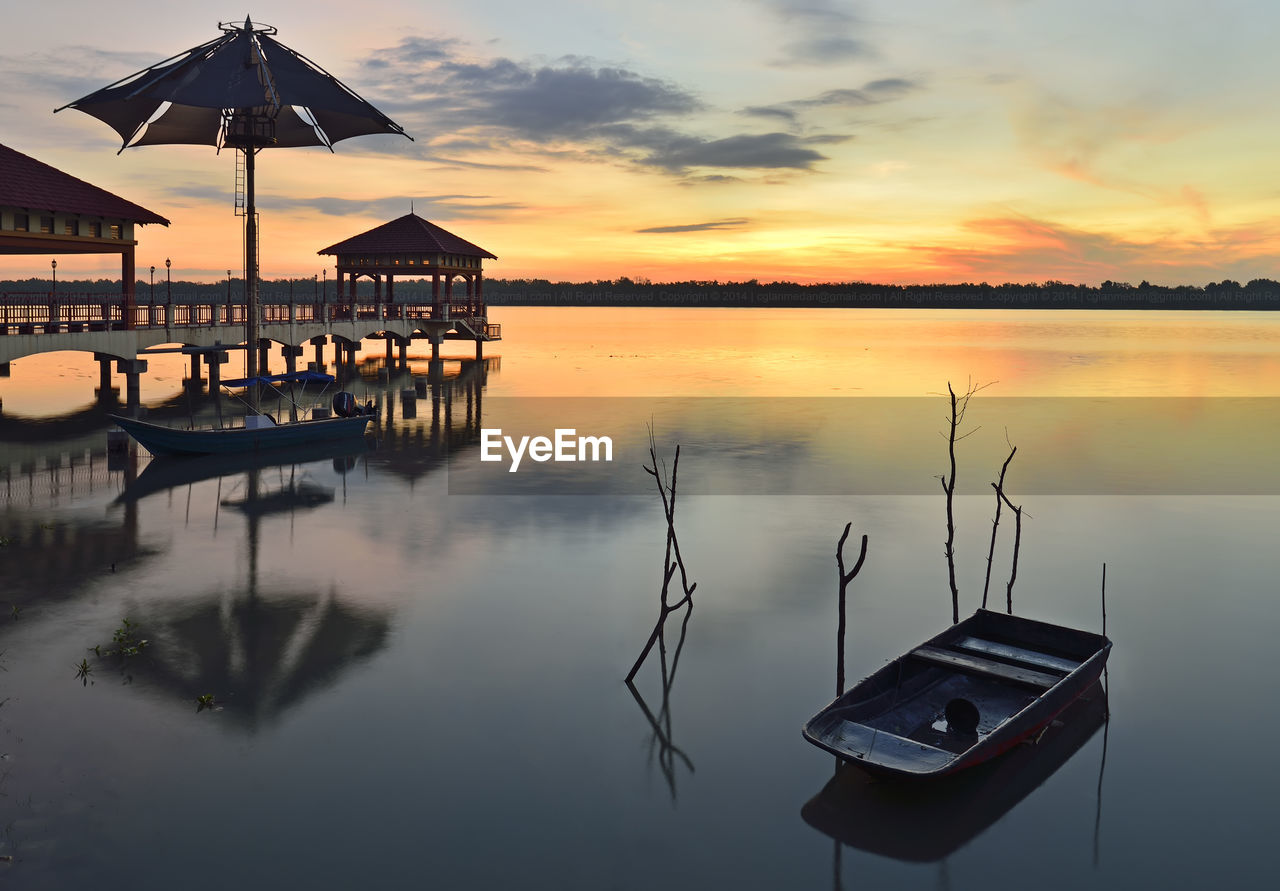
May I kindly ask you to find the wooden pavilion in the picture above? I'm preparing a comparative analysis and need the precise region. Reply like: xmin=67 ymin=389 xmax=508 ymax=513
xmin=318 ymin=213 xmax=496 ymax=317
xmin=0 ymin=142 xmax=169 ymax=310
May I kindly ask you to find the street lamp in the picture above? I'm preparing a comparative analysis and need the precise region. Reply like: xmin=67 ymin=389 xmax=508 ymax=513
xmin=150 ymin=265 xmax=155 ymax=302
xmin=51 ymin=258 xmax=56 ymax=295
xmin=165 ymin=257 xmax=171 ymax=302
xmin=322 ymin=268 xmax=327 ymax=301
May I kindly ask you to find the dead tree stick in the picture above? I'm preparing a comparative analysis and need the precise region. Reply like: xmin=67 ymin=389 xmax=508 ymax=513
xmin=627 ymin=438 xmax=697 ymax=683
xmin=836 ymin=524 xmax=869 ymax=697
xmin=982 ymin=445 xmax=1017 ymax=609
xmin=1101 ymin=562 xmax=1108 ymax=641
xmin=994 ymin=483 xmax=1023 ymax=614
xmin=942 ymin=383 xmax=960 ymax=623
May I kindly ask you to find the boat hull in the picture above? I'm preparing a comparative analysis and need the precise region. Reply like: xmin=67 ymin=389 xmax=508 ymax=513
xmin=803 ymin=609 xmax=1111 ymax=779
xmin=110 ymin=414 xmax=372 ymax=457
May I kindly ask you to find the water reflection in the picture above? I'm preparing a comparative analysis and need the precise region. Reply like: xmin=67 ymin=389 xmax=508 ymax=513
xmin=625 ymin=609 xmax=695 ymax=801
xmin=802 ymin=683 xmax=1110 ymax=864
xmin=120 ymin=457 xmax=390 ymax=729
xmin=135 ymin=586 xmax=389 ymax=730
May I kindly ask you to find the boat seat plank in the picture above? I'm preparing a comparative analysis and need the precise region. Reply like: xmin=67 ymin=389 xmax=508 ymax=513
xmin=954 ymin=636 xmax=1080 ymax=674
xmin=911 ymin=645 xmax=1060 ymax=689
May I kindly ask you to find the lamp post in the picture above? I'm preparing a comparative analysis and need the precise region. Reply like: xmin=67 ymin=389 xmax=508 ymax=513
xmin=322 ymin=268 xmax=327 ymax=301
xmin=165 ymin=257 xmax=171 ymax=302
xmin=150 ymin=265 xmax=155 ymax=302
xmin=227 ymin=269 xmax=233 ymax=324
xmin=50 ymin=258 xmax=56 ymax=296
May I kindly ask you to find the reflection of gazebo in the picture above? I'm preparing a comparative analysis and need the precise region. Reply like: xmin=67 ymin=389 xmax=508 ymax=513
xmin=318 ymin=212 xmax=496 ymax=317
xmin=0 ymin=143 xmax=169 ymax=311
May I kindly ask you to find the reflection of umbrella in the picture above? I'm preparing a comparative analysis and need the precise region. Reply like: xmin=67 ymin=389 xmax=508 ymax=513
xmin=56 ymin=17 xmax=411 ymax=381
xmin=139 ymin=587 xmax=390 ymax=731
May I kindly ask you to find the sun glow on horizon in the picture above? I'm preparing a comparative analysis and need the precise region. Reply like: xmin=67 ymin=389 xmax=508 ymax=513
xmin=3 ymin=1 xmax=1280 ymax=288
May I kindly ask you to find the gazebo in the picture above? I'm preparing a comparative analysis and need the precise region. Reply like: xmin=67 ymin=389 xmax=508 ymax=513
xmin=318 ymin=213 xmax=496 ymax=317
xmin=0 ymin=142 xmax=169 ymax=309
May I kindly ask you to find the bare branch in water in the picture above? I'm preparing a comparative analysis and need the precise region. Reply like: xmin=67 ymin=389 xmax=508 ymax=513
xmin=992 ymin=481 xmax=1024 ymax=614
xmin=836 ymin=524 xmax=869 ymax=697
xmin=983 ymin=444 xmax=1017 ymax=609
xmin=627 ymin=432 xmax=697 ymax=683
xmin=940 ymin=378 xmax=994 ymax=623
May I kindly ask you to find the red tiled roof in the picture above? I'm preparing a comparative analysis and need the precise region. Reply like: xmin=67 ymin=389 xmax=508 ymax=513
xmin=318 ymin=213 xmax=495 ymax=258
xmin=0 ymin=143 xmax=169 ymax=225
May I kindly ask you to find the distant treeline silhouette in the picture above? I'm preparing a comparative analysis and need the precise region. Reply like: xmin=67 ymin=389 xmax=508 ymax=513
xmin=5 ymin=276 xmax=1280 ymax=309
xmin=482 ymin=277 xmax=1280 ymax=310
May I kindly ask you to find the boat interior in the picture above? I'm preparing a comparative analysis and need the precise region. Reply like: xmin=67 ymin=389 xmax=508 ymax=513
xmin=808 ymin=612 xmax=1105 ymax=763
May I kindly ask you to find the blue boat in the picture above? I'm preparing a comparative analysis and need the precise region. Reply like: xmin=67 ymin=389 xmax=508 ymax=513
xmin=110 ymin=412 xmax=373 ymax=457
xmin=110 ymin=371 xmax=374 ymax=457
xmin=803 ymin=609 xmax=1111 ymax=778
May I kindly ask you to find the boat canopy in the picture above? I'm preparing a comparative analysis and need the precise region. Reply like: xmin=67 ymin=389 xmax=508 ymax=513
xmin=221 ymin=371 xmax=336 ymax=388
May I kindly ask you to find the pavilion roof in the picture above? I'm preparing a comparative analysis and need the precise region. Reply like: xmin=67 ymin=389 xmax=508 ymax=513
xmin=0 ymin=143 xmax=169 ymax=225
xmin=318 ymin=212 xmax=496 ymax=259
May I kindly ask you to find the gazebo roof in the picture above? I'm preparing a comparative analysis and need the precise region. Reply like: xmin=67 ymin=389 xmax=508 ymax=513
xmin=318 ymin=212 xmax=495 ymax=259
xmin=0 ymin=142 xmax=169 ymax=225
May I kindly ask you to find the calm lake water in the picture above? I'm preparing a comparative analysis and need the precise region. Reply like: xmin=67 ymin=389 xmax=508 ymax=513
xmin=2 ymin=307 xmax=1278 ymax=889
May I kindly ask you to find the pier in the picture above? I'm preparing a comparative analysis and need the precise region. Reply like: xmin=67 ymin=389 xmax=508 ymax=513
xmin=0 ymin=288 xmax=500 ymax=410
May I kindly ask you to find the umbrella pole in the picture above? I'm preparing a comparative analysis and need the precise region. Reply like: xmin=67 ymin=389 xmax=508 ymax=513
xmin=245 ymin=145 xmax=260 ymax=411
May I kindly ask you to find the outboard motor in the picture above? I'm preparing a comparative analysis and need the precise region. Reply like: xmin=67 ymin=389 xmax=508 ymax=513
xmin=332 ymin=391 xmax=358 ymax=418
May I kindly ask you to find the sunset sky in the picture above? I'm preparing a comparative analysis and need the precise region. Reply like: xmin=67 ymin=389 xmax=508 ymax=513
xmin=1 ymin=0 xmax=1277 ymax=286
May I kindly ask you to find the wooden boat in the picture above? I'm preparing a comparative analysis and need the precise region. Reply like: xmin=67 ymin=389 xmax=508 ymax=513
xmin=803 ymin=609 xmax=1110 ymax=779
xmin=109 ymin=371 xmax=374 ymax=457
xmin=110 ymin=411 xmax=372 ymax=457
xmin=802 ymin=682 xmax=1109 ymax=861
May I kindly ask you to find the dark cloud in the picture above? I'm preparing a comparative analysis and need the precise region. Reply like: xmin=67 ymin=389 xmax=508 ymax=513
xmin=684 ymin=174 xmax=743 ymax=184
xmin=636 ymin=218 xmax=751 ymax=234
xmin=762 ymin=1 xmax=873 ymax=66
xmin=159 ymin=184 xmax=520 ymax=221
xmin=364 ymin=44 xmax=699 ymax=140
xmin=355 ymin=37 xmax=833 ymax=177
xmin=640 ymin=132 xmax=828 ymax=173
xmin=741 ymin=105 xmax=799 ymax=125
xmin=782 ymin=36 xmax=870 ymax=65
xmin=742 ymin=78 xmax=921 ymax=124
xmin=262 ymin=194 xmax=524 ymax=220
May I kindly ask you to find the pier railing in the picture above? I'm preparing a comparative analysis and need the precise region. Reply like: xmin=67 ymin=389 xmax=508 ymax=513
xmin=0 ymin=291 xmax=491 ymax=336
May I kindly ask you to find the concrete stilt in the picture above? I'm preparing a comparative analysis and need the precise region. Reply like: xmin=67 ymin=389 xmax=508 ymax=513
xmin=398 ymin=340 xmax=408 ymax=367
xmin=311 ymin=336 xmax=326 ymax=369
xmin=189 ymin=352 xmax=202 ymax=388
xmin=475 ymin=338 xmax=483 ymax=360
xmin=94 ymin=352 xmax=113 ymax=392
xmin=116 ymin=358 xmax=148 ymax=412
xmin=204 ymin=351 xmax=229 ymax=391
xmin=258 ymin=340 xmax=270 ymax=375
xmin=280 ymin=344 xmax=303 ymax=375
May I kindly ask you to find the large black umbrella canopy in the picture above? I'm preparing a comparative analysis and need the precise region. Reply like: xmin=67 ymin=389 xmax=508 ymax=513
xmin=55 ymin=18 xmax=411 ymax=386
xmin=55 ymin=18 xmax=409 ymax=150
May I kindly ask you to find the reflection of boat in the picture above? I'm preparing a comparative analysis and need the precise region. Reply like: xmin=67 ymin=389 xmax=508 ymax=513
xmin=111 ymin=412 xmax=372 ymax=457
xmin=802 ymin=683 xmax=1109 ymax=862
xmin=110 ymin=372 xmax=374 ymax=457
xmin=803 ymin=609 xmax=1110 ymax=778
xmin=115 ymin=438 xmax=370 ymax=505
